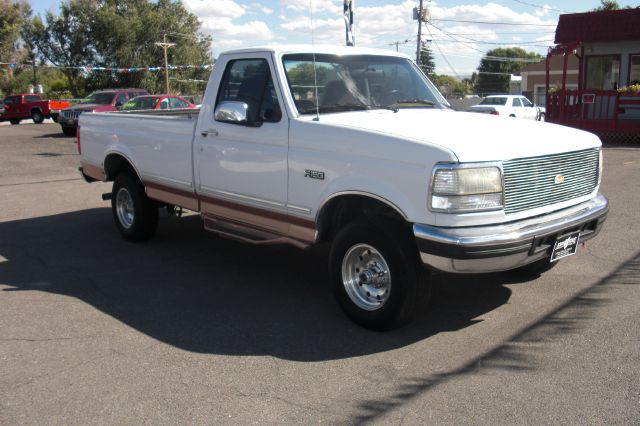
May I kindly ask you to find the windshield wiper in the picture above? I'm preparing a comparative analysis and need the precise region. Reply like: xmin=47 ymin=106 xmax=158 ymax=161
xmin=317 ymin=103 xmax=398 ymax=113
xmin=390 ymin=99 xmax=435 ymax=108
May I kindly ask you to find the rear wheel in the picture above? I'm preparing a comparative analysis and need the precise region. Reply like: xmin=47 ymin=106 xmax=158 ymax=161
xmin=111 ymin=172 xmax=158 ymax=242
xmin=62 ymin=127 xmax=76 ymax=137
xmin=329 ymin=218 xmax=429 ymax=330
xmin=31 ymin=110 xmax=44 ymax=124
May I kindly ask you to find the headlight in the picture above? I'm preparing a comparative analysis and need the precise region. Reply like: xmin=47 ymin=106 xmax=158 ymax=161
xmin=430 ymin=165 xmax=503 ymax=213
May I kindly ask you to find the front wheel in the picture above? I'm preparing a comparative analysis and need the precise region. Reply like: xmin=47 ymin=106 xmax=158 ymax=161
xmin=111 ymin=172 xmax=158 ymax=242
xmin=329 ymin=219 xmax=428 ymax=330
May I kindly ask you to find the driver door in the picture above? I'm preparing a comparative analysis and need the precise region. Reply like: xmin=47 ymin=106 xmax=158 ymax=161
xmin=194 ymin=54 xmax=289 ymax=234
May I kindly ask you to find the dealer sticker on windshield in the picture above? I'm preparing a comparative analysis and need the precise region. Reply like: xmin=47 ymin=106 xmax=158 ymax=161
xmin=550 ymin=231 xmax=581 ymax=262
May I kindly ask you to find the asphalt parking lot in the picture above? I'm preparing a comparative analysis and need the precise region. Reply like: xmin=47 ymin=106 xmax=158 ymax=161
xmin=1 ymin=122 xmax=639 ymax=424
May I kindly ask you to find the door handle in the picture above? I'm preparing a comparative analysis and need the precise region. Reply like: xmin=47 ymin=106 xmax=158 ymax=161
xmin=201 ymin=128 xmax=218 ymax=137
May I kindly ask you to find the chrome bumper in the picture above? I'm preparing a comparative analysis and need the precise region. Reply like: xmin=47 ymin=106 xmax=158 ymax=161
xmin=413 ymin=194 xmax=609 ymax=273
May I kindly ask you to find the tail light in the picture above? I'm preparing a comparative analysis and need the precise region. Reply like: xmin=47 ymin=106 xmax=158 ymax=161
xmin=490 ymin=110 xmax=500 ymax=115
xmin=77 ymin=127 xmax=81 ymax=154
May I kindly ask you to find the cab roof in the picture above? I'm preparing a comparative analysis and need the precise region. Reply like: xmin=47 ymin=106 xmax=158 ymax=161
xmin=219 ymin=44 xmax=412 ymax=60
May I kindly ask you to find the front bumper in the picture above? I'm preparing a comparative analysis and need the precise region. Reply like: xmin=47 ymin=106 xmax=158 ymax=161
xmin=414 ymin=194 xmax=609 ymax=273
xmin=60 ymin=117 xmax=79 ymax=128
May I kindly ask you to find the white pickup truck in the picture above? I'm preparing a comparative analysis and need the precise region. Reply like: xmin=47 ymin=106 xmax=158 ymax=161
xmin=78 ymin=45 xmax=608 ymax=330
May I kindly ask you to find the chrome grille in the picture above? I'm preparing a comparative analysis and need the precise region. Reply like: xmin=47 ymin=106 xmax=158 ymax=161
xmin=503 ymin=148 xmax=599 ymax=215
xmin=62 ymin=110 xmax=81 ymax=119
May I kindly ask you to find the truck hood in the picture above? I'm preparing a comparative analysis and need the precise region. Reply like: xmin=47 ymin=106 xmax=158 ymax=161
xmin=311 ymin=109 xmax=601 ymax=162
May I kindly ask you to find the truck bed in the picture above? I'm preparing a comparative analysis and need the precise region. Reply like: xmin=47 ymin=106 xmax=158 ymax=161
xmin=79 ymin=109 xmax=200 ymax=200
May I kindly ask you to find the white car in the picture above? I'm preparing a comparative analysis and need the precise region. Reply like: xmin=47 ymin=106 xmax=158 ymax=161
xmin=469 ymin=95 xmax=543 ymax=120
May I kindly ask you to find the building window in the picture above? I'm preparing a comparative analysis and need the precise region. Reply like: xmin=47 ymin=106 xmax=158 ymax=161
xmin=585 ymin=56 xmax=620 ymax=90
xmin=630 ymin=55 xmax=640 ymax=85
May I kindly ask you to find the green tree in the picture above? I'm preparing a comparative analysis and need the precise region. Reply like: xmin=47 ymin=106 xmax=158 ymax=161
xmin=23 ymin=0 xmax=98 ymax=97
xmin=590 ymin=0 xmax=625 ymax=11
xmin=24 ymin=0 xmax=212 ymax=97
xmin=419 ymin=41 xmax=436 ymax=79
xmin=475 ymin=47 xmax=541 ymax=95
xmin=89 ymin=0 xmax=211 ymax=94
xmin=432 ymin=74 xmax=471 ymax=98
xmin=0 ymin=0 xmax=31 ymax=96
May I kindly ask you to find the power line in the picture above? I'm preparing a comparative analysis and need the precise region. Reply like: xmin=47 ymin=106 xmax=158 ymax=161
xmin=509 ymin=0 xmax=574 ymax=13
xmin=427 ymin=24 xmax=461 ymax=79
xmin=429 ymin=38 xmax=553 ymax=48
xmin=430 ymin=18 xmax=557 ymax=26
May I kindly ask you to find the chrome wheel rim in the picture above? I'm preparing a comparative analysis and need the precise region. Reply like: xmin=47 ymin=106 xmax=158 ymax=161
xmin=116 ymin=187 xmax=135 ymax=229
xmin=341 ymin=244 xmax=391 ymax=311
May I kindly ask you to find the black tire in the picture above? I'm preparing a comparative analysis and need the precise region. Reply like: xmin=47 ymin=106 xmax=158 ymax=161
xmin=512 ymin=257 xmax=558 ymax=277
xmin=31 ymin=110 xmax=44 ymax=124
xmin=111 ymin=172 xmax=158 ymax=242
xmin=51 ymin=114 xmax=59 ymax=123
xmin=329 ymin=218 xmax=429 ymax=330
xmin=9 ymin=119 xmax=20 ymax=125
xmin=62 ymin=127 xmax=76 ymax=137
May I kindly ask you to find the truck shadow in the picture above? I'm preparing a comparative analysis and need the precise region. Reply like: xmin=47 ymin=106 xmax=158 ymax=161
xmin=0 ymin=209 xmax=523 ymax=362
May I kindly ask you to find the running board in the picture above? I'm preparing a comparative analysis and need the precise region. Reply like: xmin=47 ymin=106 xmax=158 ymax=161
xmin=202 ymin=215 xmax=310 ymax=249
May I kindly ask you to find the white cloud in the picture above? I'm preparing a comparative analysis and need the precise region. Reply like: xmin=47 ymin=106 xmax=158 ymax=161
xmin=182 ymin=0 xmax=245 ymax=19
xmin=280 ymin=0 xmax=341 ymax=14
xmin=249 ymin=3 xmax=274 ymax=14
xmin=182 ymin=0 xmax=274 ymax=56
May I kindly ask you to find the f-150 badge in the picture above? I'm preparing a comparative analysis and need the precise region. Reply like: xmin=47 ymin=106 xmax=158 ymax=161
xmin=305 ymin=170 xmax=325 ymax=180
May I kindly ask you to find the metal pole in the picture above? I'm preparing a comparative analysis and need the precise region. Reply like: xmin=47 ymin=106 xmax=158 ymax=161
xmin=416 ymin=0 xmax=423 ymax=64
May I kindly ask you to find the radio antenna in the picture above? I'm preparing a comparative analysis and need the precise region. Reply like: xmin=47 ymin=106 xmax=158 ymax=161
xmin=310 ymin=0 xmax=320 ymax=121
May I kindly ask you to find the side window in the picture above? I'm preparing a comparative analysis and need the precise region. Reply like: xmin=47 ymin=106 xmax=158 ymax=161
xmin=521 ymin=97 xmax=532 ymax=107
xmin=512 ymin=98 xmax=522 ymax=107
xmin=4 ymin=96 xmax=18 ymax=105
xmin=25 ymin=95 xmax=41 ymax=102
xmin=115 ymin=93 xmax=127 ymax=106
xmin=170 ymin=98 xmax=188 ymax=109
xmin=159 ymin=99 xmax=169 ymax=110
xmin=216 ymin=58 xmax=282 ymax=123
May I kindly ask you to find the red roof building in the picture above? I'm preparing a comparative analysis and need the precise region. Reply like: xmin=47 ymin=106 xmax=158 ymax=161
xmin=546 ymin=8 xmax=640 ymax=143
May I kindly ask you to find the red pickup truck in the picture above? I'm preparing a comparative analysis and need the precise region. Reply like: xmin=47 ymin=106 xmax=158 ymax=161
xmin=0 ymin=94 xmax=71 ymax=124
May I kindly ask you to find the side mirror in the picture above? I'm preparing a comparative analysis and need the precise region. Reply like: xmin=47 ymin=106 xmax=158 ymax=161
xmin=215 ymin=101 xmax=255 ymax=125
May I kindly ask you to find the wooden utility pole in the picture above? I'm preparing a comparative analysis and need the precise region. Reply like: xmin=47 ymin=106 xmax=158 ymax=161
xmin=155 ymin=34 xmax=175 ymax=94
xmin=389 ymin=39 xmax=410 ymax=52
xmin=416 ymin=0 xmax=424 ymax=64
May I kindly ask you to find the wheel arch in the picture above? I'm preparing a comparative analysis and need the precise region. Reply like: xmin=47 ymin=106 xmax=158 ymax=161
xmin=315 ymin=192 xmax=409 ymax=243
xmin=104 ymin=152 xmax=143 ymax=184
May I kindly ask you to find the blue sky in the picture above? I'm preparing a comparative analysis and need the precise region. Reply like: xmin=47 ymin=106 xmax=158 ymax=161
xmin=30 ymin=1 xmax=640 ymax=77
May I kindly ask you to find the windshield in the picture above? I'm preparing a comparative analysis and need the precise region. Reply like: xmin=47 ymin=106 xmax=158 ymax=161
xmin=480 ymin=97 xmax=507 ymax=106
xmin=123 ymin=97 xmax=160 ymax=110
xmin=82 ymin=92 xmax=115 ymax=105
xmin=282 ymin=54 xmax=448 ymax=114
